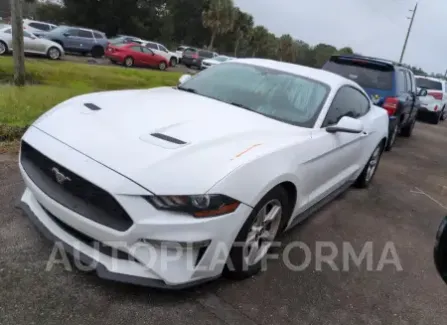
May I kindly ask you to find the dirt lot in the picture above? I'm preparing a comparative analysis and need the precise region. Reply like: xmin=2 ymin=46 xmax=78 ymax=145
xmin=1 ymin=120 xmax=447 ymax=325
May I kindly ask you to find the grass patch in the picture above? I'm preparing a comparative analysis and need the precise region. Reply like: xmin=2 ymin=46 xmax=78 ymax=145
xmin=0 ymin=57 xmax=182 ymax=134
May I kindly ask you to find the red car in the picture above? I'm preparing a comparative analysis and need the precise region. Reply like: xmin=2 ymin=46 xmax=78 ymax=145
xmin=105 ymin=43 xmax=169 ymax=70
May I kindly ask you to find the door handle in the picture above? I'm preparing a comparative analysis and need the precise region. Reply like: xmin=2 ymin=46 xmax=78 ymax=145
xmin=361 ymin=131 xmax=369 ymax=136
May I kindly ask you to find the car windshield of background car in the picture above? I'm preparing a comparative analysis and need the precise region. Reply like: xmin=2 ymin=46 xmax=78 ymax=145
xmin=179 ymin=62 xmax=329 ymax=127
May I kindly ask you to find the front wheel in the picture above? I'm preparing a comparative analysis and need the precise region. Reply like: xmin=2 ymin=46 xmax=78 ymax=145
xmin=354 ymin=142 xmax=384 ymax=188
xmin=0 ymin=41 xmax=7 ymax=55
xmin=47 ymin=46 xmax=61 ymax=60
xmin=124 ymin=56 xmax=134 ymax=67
xmin=224 ymin=186 xmax=289 ymax=279
xmin=91 ymin=46 xmax=104 ymax=58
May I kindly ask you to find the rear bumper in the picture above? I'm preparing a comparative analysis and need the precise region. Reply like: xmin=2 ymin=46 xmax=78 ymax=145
xmin=105 ymin=52 xmax=124 ymax=62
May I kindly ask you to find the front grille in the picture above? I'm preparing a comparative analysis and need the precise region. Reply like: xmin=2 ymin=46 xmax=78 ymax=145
xmin=20 ymin=141 xmax=133 ymax=231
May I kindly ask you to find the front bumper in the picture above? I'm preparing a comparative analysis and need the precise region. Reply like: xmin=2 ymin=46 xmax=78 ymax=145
xmin=19 ymin=127 xmax=252 ymax=288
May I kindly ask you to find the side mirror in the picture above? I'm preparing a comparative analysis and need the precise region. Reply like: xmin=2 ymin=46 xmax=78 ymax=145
xmin=434 ymin=216 xmax=447 ymax=285
xmin=326 ymin=116 xmax=364 ymax=134
xmin=178 ymin=74 xmax=192 ymax=84
xmin=418 ymin=88 xmax=428 ymax=97
xmin=63 ymin=32 xmax=70 ymax=37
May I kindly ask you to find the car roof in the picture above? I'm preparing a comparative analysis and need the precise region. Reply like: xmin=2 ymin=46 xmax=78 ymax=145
xmin=415 ymin=75 xmax=444 ymax=82
xmin=59 ymin=25 xmax=104 ymax=34
xmin=330 ymin=54 xmax=403 ymax=69
xmin=232 ymin=58 xmax=357 ymax=88
xmin=23 ymin=19 xmax=54 ymax=25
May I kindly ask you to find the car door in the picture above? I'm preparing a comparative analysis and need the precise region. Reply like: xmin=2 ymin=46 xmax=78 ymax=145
xmin=145 ymin=42 xmax=163 ymax=58
xmin=63 ymin=28 xmax=81 ymax=50
xmin=157 ymin=44 xmax=171 ymax=60
xmin=303 ymin=86 xmax=371 ymax=211
xmin=128 ymin=45 xmax=145 ymax=65
xmin=77 ymin=29 xmax=95 ymax=51
xmin=141 ymin=46 xmax=158 ymax=67
xmin=1 ymin=28 xmax=13 ymax=50
xmin=396 ymin=69 xmax=412 ymax=126
xmin=23 ymin=31 xmax=46 ymax=54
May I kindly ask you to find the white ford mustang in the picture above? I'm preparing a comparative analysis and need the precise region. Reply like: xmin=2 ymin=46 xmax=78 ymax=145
xmin=19 ymin=59 xmax=388 ymax=288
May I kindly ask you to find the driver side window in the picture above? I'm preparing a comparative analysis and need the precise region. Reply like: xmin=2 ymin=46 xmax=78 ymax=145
xmin=323 ymin=86 xmax=370 ymax=127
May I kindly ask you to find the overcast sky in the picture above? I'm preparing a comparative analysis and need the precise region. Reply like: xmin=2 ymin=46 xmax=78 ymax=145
xmin=234 ymin=0 xmax=444 ymax=74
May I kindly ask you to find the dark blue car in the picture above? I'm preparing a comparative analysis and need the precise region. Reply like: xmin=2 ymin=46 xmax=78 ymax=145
xmin=322 ymin=55 xmax=421 ymax=151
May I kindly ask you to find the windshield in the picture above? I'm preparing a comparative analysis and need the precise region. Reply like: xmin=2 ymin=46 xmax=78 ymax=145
xmin=323 ymin=58 xmax=393 ymax=90
xmin=178 ymin=62 xmax=330 ymax=127
xmin=415 ymin=77 xmax=442 ymax=90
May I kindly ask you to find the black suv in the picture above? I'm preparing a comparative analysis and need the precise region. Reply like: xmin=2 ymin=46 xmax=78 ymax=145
xmin=181 ymin=48 xmax=217 ymax=69
xmin=322 ymin=55 xmax=422 ymax=151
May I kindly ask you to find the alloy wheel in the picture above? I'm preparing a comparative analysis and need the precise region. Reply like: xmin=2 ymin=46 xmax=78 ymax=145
xmin=365 ymin=146 xmax=381 ymax=183
xmin=0 ymin=42 xmax=6 ymax=55
xmin=243 ymin=199 xmax=282 ymax=266
xmin=125 ymin=58 xmax=133 ymax=67
xmin=48 ymin=48 xmax=60 ymax=60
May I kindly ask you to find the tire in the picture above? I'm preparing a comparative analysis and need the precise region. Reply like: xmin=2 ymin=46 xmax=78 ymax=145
xmin=224 ymin=186 xmax=289 ymax=279
xmin=158 ymin=61 xmax=167 ymax=71
xmin=0 ymin=41 xmax=7 ymax=55
xmin=400 ymin=116 xmax=416 ymax=137
xmin=185 ymin=64 xmax=191 ymax=68
xmin=109 ymin=59 xmax=116 ymax=64
xmin=91 ymin=46 xmax=104 ymax=59
xmin=440 ymin=107 xmax=446 ymax=121
xmin=169 ymin=57 xmax=177 ymax=67
xmin=46 ymin=46 xmax=61 ymax=60
xmin=431 ymin=112 xmax=441 ymax=125
xmin=124 ymin=56 xmax=134 ymax=67
xmin=354 ymin=142 xmax=384 ymax=188
xmin=385 ymin=122 xmax=398 ymax=151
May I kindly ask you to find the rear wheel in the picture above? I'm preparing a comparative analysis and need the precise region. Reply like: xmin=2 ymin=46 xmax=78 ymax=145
xmin=158 ymin=61 xmax=167 ymax=71
xmin=224 ymin=186 xmax=288 ymax=279
xmin=47 ymin=46 xmax=61 ymax=60
xmin=0 ymin=41 xmax=7 ymax=55
xmin=124 ymin=56 xmax=134 ymax=67
xmin=431 ymin=111 xmax=441 ymax=125
xmin=385 ymin=122 xmax=398 ymax=151
xmin=169 ymin=57 xmax=177 ymax=67
xmin=91 ymin=46 xmax=104 ymax=58
xmin=354 ymin=142 xmax=384 ymax=188
xmin=441 ymin=106 xmax=446 ymax=121
xmin=185 ymin=64 xmax=191 ymax=68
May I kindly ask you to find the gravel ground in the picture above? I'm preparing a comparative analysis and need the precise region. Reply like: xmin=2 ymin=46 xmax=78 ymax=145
xmin=1 ymin=120 xmax=447 ymax=325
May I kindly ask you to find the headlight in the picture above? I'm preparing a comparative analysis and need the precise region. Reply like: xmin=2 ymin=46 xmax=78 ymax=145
xmin=144 ymin=194 xmax=240 ymax=218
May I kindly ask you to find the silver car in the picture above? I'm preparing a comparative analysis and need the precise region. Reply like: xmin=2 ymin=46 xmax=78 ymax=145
xmin=0 ymin=26 xmax=64 ymax=60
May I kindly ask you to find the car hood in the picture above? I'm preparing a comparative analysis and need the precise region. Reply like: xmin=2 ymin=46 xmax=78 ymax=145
xmin=33 ymin=87 xmax=310 ymax=194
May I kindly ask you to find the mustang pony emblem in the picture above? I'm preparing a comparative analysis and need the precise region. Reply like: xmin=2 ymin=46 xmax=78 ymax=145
xmin=51 ymin=167 xmax=71 ymax=185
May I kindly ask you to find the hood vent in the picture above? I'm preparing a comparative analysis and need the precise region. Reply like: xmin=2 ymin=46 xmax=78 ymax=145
xmin=84 ymin=103 xmax=102 ymax=111
xmin=150 ymin=133 xmax=186 ymax=145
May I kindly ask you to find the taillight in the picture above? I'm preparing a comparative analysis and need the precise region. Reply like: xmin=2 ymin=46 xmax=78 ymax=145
xmin=434 ymin=105 xmax=439 ymax=112
xmin=192 ymin=53 xmax=199 ymax=59
xmin=428 ymin=92 xmax=443 ymax=101
xmin=382 ymin=97 xmax=399 ymax=116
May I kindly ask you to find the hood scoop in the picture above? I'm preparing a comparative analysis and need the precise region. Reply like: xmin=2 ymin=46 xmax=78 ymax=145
xmin=140 ymin=132 xmax=189 ymax=149
xmin=84 ymin=103 xmax=102 ymax=111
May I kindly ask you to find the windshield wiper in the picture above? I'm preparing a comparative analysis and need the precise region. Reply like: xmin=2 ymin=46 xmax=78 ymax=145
xmin=230 ymin=102 xmax=254 ymax=111
xmin=177 ymin=86 xmax=197 ymax=94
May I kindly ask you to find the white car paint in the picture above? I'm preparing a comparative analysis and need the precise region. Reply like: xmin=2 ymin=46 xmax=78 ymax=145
xmin=19 ymin=59 xmax=388 ymax=288
xmin=175 ymin=45 xmax=192 ymax=61
xmin=201 ymin=55 xmax=233 ymax=69
xmin=415 ymin=75 xmax=447 ymax=118
xmin=23 ymin=19 xmax=57 ymax=38
xmin=0 ymin=26 xmax=64 ymax=59
xmin=142 ymin=41 xmax=180 ymax=65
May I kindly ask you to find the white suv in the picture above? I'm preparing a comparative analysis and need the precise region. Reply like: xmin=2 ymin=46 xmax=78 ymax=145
xmin=142 ymin=41 xmax=180 ymax=67
xmin=415 ymin=75 xmax=447 ymax=124
xmin=23 ymin=19 xmax=57 ymax=37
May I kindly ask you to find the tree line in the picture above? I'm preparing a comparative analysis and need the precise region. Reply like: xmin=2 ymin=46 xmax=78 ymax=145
xmin=9 ymin=0 xmax=438 ymax=76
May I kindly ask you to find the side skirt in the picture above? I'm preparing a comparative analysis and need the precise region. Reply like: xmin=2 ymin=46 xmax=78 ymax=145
xmin=285 ymin=181 xmax=354 ymax=231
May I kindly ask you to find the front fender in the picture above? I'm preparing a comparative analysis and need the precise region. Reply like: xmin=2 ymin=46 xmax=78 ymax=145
xmin=207 ymin=147 xmax=303 ymax=210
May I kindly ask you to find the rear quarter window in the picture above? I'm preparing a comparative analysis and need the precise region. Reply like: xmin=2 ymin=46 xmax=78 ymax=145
xmin=199 ymin=50 xmax=214 ymax=58
xmin=323 ymin=57 xmax=394 ymax=91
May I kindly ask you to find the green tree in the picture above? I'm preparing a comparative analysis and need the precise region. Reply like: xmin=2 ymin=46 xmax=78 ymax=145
xmin=202 ymin=0 xmax=236 ymax=49
xmin=337 ymin=46 xmax=354 ymax=55
xmin=231 ymin=7 xmax=253 ymax=57
xmin=249 ymin=25 xmax=269 ymax=57
xmin=313 ymin=43 xmax=337 ymax=67
xmin=277 ymin=34 xmax=294 ymax=62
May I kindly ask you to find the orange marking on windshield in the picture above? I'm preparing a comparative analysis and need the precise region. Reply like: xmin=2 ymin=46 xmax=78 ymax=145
xmin=233 ymin=144 xmax=262 ymax=159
